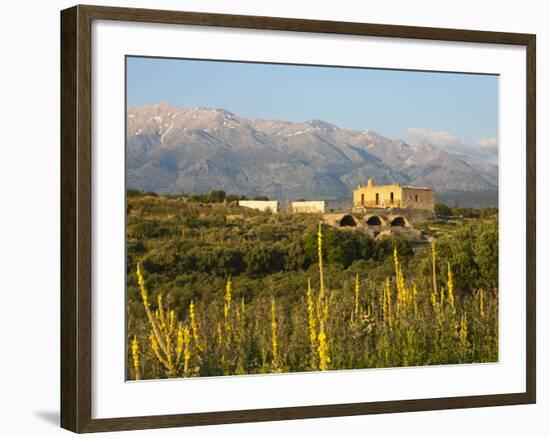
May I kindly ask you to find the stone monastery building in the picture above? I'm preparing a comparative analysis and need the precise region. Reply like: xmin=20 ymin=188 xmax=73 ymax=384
xmin=353 ymin=178 xmax=434 ymax=212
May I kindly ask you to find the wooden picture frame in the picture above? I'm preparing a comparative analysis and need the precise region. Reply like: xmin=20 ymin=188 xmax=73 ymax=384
xmin=61 ymin=4 xmax=536 ymax=433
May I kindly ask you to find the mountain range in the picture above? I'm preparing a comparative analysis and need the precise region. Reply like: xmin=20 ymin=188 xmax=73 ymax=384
xmin=127 ymin=102 xmax=498 ymax=200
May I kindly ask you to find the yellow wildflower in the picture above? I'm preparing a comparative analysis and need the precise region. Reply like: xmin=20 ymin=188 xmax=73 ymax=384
xmin=189 ymin=300 xmax=202 ymax=352
xmin=317 ymin=222 xmax=325 ymax=301
xmin=306 ymin=278 xmax=317 ymax=358
xmin=271 ymin=297 xmax=279 ymax=370
xmin=447 ymin=262 xmax=455 ymax=311
xmin=317 ymin=330 xmax=330 ymax=371
xmin=183 ymin=325 xmax=191 ymax=377
xmin=131 ymin=335 xmax=140 ymax=380
xmin=354 ymin=274 xmax=360 ymax=319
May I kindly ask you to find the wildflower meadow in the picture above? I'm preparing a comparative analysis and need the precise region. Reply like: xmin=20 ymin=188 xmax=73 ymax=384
xmin=126 ymin=195 xmax=498 ymax=380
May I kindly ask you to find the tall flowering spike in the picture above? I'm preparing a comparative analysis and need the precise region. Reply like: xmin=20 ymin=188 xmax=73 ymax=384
xmin=157 ymin=294 xmax=166 ymax=328
xmin=412 ymin=284 xmax=418 ymax=318
xmin=394 ymin=247 xmax=402 ymax=310
xmin=383 ymin=278 xmax=393 ymax=327
xmin=176 ymin=323 xmax=184 ymax=364
xmin=431 ymin=239 xmax=438 ymax=298
xmin=136 ymin=263 xmax=167 ymax=355
xmin=479 ymin=289 xmax=486 ymax=318
xmin=131 ymin=335 xmax=140 ymax=380
xmin=149 ymin=331 xmax=170 ymax=370
xmin=216 ymin=321 xmax=223 ymax=347
xmin=235 ymin=298 xmax=246 ymax=374
xmin=306 ymin=278 xmax=317 ymax=358
xmin=354 ymin=274 xmax=360 ymax=319
xmin=150 ymin=332 xmax=159 ymax=355
xmin=189 ymin=300 xmax=202 ymax=352
xmin=387 ymin=278 xmax=393 ymax=327
xmin=317 ymin=222 xmax=325 ymax=301
xmin=393 ymin=246 xmax=409 ymax=314
xmin=169 ymin=309 xmax=176 ymax=334
xmin=240 ymin=298 xmax=246 ymax=341
xmin=322 ymin=297 xmax=330 ymax=326
xmin=136 ymin=262 xmax=148 ymax=306
xmin=317 ymin=330 xmax=330 ymax=371
xmin=431 ymin=284 xmax=441 ymax=326
xmin=224 ymin=278 xmax=232 ymax=319
xmin=183 ymin=325 xmax=191 ymax=377
xmin=459 ymin=312 xmax=468 ymax=344
xmin=315 ymin=221 xmax=330 ymax=373
xmin=447 ymin=262 xmax=455 ymax=311
xmin=430 ymin=286 xmax=437 ymax=309
xmin=382 ymin=282 xmax=388 ymax=322
xmin=223 ymin=278 xmax=233 ymax=348
xmin=270 ymin=297 xmax=279 ymax=370
xmin=459 ymin=311 xmax=469 ymax=360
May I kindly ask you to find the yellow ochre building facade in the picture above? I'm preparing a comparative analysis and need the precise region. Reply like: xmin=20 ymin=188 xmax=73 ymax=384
xmin=353 ymin=178 xmax=434 ymax=212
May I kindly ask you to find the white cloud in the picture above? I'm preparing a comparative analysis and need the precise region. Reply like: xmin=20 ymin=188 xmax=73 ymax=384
xmin=476 ymin=137 xmax=498 ymax=153
xmin=404 ymin=128 xmax=461 ymax=149
xmin=404 ymin=128 xmax=498 ymax=164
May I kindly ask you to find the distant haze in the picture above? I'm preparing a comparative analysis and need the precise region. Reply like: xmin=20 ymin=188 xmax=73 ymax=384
xmin=127 ymin=103 xmax=498 ymax=201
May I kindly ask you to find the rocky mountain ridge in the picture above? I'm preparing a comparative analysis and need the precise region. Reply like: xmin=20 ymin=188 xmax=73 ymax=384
xmin=127 ymin=102 xmax=498 ymax=199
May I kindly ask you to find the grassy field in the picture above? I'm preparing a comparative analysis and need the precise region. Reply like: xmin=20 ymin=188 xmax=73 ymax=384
xmin=126 ymin=191 xmax=498 ymax=380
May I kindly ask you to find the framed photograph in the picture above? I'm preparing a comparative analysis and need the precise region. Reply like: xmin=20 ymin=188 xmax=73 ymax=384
xmin=60 ymin=4 xmax=536 ymax=433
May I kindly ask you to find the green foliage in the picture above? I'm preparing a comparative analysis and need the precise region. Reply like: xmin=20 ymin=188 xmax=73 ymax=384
xmin=128 ymin=220 xmax=176 ymax=239
xmin=451 ymin=207 xmax=481 ymax=219
xmin=435 ymin=203 xmax=452 ymax=218
xmin=474 ymin=218 xmax=499 ymax=289
xmin=304 ymin=227 xmax=374 ymax=268
xmin=372 ymin=236 xmax=413 ymax=262
xmin=480 ymin=207 xmax=498 ymax=219
xmin=423 ymin=217 xmax=498 ymax=293
xmin=433 ymin=203 xmax=498 ymax=220
xmin=244 ymin=244 xmax=284 ymax=276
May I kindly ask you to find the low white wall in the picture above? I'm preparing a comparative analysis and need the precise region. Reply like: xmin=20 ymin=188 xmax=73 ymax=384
xmin=238 ymin=200 xmax=278 ymax=213
xmin=291 ymin=201 xmax=325 ymax=213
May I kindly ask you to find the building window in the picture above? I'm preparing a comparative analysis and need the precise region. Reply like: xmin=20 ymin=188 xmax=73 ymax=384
xmin=415 ymin=194 xmax=419 ymax=202
xmin=375 ymin=193 xmax=379 ymax=205
xmin=361 ymin=193 xmax=365 ymax=205
xmin=390 ymin=192 xmax=394 ymax=204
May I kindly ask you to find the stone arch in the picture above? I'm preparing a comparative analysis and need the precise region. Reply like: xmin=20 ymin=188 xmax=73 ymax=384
xmin=339 ymin=215 xmax=357 ymax=227
xmin=389 ymin=216 xmax=410 ymax=227
xmin=366 ymin=215 xmax=383 ymax=226
xmin=390 ymin=216 xmax=406 ymax=227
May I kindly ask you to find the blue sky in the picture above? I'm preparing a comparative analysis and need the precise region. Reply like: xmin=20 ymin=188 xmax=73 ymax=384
xmin=127 ymin=56 xmax=499 ymax=162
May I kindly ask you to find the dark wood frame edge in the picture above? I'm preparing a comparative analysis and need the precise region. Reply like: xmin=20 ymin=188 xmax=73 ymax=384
xmin=60 ymin=4 xmax=536 ymax=433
